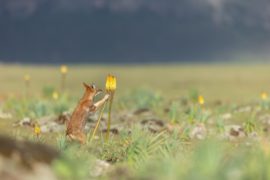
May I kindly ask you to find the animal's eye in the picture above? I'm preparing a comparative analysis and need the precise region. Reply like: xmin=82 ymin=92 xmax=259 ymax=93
xmin=91 ymin=84 xmax=96 ymax=89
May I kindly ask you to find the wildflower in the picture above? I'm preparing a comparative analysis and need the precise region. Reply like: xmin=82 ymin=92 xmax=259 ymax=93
xmin=261 ymin=92 xmax=268 ymax=101
xmin=24 ymin=74 xmax=30 ymax=82
xmin=105 ymin=74 xmax=117 ymax=141
xmin=52 ymin=91 xmax=59 ymax=100
xmin=106 ymin=74 xmax=117 ymax=92
xmin=60 ymin=65 xmax=68 ymax=74
xmin=60 ymin=65 xmax=68 ymax=91
xmin=24 ymin=74 xmax=31 ymax=97
xmin=34 ymin=124 xmax=41 ymax=136
xmin=121 ymin=137 xmax=132 ymax=147
xmin=198 ymin=95 xmax=205 ymax=105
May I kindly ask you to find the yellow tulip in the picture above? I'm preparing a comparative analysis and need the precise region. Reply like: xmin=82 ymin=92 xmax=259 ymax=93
xmin=24 ymin=74 xmax=30 ymax=82
xmin=34 ymin=124 xmax=41 ymax=136
xmin=105 ymin=74 xmax=117 ymax=141
xmin=105 ymin=75 xmax=112 ymax=90
xmin=60 ymin=65 xmax=68 ymax=74
xmin=106 ymin=74 xmax=117 ymax=92
xmin=111 ymin=76 xmax=116 ymax=90
xmin=52 ymin=91 xmax=59 ymax=100
xmin=198 ymin=95 xmax=205 ymax=105
xmin=261 ymin=92 xmax=268 ymax=100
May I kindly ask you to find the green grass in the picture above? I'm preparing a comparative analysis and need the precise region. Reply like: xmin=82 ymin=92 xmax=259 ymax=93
xmin=1 ymin=64 xmax=270 ymax=179
xmin=1 ymin=64 xmax=270 ymax=102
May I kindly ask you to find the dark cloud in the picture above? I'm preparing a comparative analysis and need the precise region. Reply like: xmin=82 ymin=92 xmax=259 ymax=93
xmin=2 ymin=0 xmax=270 ymax=29
xmin=0 ymin=0 xmax=270 ymax=63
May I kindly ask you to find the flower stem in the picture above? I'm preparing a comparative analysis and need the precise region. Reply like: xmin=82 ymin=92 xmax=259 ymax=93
xmin=61 ymin=74 xmax=66 ymax=92
xmin=90 ymin=102 xmax=107 ymax=143
xmin=106 ymin=92 xmax=114 ymax=141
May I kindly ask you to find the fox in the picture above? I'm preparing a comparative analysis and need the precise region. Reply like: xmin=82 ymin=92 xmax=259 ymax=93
xmin=66 ymin=82 xmax=110 ymax=144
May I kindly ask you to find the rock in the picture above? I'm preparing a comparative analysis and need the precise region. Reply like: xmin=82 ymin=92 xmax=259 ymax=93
xmin=213 ymin=100 xmax=222 ymax=106
xmin=248 ymin=131 xmax=260 ymax=140
xmin=263 ymin=127 xmax=269 ymax=133
xmin=189 ymin=123 xmax=207 ymax=140
xmin=259 ymin=114 xmax=270 ymax=125
xmin=85 ymin=120 xmax=107 ymax=132
xmin=163 ymin=108 xmax=170 ymax=113
xmin=86 ymin=114 xmax=100 ymax=123
xmin=221 ymin=113 xmax=232 ymax=120
xmin=55 ymin=112 xmax=70 ymax=125
xmin=0 ymin=110 xmax=12 ymax=119
xmin=39 ymin=116 xmax=56 ymax=125
xmin=230 ymin=128 xmax=240 ymax=137
xmin=101 ymin=128 xmax=119 ymax=135
xmin=40 ymin=125 xmax=50 ymax=133
xmin=235 ymin=106 xmax=252 ymax=113
xmin=41 ymin=121 xmax=66 ymax=133
xmin=119 ymin=112 xmax=135 ymax=123
xmin=166 ymin=123 xmax=182 ymax=133
xmin=90 ymin=160 xmax=111 ymax=177
xmin=140 ymin=118 xmax=166 ymax=133
xmin=133 ymin=108 xmax=151 ymax=115
xmin=13 ymin=117 xmax=34 ymax=127
xmin=224 ymin=125 xmax=245 ymax=140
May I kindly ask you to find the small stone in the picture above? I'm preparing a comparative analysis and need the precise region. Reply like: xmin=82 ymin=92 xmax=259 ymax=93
xmin=259 ymin=114 xmax=270 ymax=125
xmin=0 ymin=110 xmax=12 ymax=119
xmin=40 ymin=125 xmax=49 ymax=133
xmin=235 ymin=106 xmax=252 ymax=113
xmin=55 ymin=112 xmax=70 ymax=124
xmin=140 ymin=118 xmax=166 ymax=133
xmin=189 ymin=123 xmax=207 ymax=140
xmin=225 ymin=125 xmax=245 ymax=140
xmin=221 ymin=113 xmax=232 ymax=120
xmin=101 ymin=128 xmax=119 ymax=135
xmin=13 ymin=117 xmax=34 ymax=127
xmin=90 ymin=160 xmax=111 ymax=177
xmin=133 ymin=108 xmax=151 ymax=115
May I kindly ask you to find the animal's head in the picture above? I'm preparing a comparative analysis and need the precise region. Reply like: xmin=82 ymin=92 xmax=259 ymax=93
xmin=83 ymin=82 xmax=102 ymax=100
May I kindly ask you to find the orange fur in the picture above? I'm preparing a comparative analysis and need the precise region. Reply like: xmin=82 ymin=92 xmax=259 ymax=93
xmin=66 ymin=83 xmax=109 ymax=144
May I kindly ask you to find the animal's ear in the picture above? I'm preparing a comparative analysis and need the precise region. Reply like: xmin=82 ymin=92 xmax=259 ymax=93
xmin=83 ymin=82 xmax=90 ymax=89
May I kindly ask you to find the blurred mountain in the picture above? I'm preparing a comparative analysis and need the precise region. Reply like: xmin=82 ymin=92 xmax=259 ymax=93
xmin=0 ymin=0 xmax=270 ymax=63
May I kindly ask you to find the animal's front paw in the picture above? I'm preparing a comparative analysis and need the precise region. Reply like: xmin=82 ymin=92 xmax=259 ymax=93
xmin=104 ymin=94 xmax=110 ymax=101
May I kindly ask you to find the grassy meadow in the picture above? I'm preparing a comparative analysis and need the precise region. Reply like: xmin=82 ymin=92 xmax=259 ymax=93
xmin=1 ymin=64 xmax=270 ymax=179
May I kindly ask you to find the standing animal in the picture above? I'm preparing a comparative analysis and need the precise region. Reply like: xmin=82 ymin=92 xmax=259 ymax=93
xmin=66 ymin=83 xmax=109 ymax=144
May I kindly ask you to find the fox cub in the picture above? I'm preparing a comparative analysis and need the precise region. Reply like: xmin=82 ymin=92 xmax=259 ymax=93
xmin=66 ymin=83 xmax=109 ymax=144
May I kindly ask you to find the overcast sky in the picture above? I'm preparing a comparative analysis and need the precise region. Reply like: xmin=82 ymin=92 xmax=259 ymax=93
xmin=1 ymin=0 xmax=270 ymax=63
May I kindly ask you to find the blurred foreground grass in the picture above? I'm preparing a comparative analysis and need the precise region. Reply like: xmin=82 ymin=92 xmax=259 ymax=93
xmin=0 ymin=64 xmax=270 ymax=179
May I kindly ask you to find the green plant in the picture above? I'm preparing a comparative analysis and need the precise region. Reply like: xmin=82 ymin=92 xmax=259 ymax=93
xmin=119 ymin=89 xmax=163 ymax=110
xmin=42 ymin=86 xmax=56 ymax=98
xmin=57 ymin=135 xmax=68 ymax=150
xmin=189 ymin=89 xmax=199 ymax=103
xmin=126 ymin=127 xmax=168 ymax=168
xmin=169 ymin=102 xmax=180 ymax=123
xmin=243 ymin=111 xmax=257 ymax=133
xmin=216 ymin=117 xmax=225 ymax=133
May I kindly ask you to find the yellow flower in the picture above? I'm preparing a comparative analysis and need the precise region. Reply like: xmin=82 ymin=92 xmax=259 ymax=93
xmin=60 ymin=65 xmax=68 ymax=74
xmin=198 ymin=95 xmax=205 ymax=105
xmin=24 ymin=74 xmax=30 ymax=81
xmin=52 ymin=91 xmax=59 ymax=100
xmin=106 ymin=74 xmax=117 ymax=92
xmin=261 ymin=92 xmax=268 ymax=100
xmin=34 ymin=124 xmax=41 ymax=136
